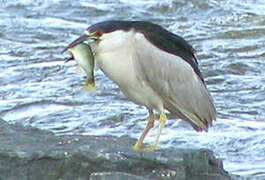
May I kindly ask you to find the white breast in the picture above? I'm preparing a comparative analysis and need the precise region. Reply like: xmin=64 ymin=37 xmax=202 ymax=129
xmin=95 ymin=30 xmax=135 ymax=85
xmin=94 ymin=30 xmax=164 ymax=112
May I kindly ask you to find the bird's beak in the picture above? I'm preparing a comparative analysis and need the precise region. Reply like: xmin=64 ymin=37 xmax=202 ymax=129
xmin=64 ymin=52 xmax=74 ymax=63
xmin=62 ymin=30 xmax=99 ymax=54
xmin=62 ymin=34 xmax=89 ymax=53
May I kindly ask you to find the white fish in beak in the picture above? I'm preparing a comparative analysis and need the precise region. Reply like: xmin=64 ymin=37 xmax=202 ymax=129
xmin=66 ymin=43 xmax=96 ymax=92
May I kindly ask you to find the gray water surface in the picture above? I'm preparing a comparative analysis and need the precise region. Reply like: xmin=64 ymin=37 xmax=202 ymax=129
xmin=1 ymin=0 xmax=265 ymax=178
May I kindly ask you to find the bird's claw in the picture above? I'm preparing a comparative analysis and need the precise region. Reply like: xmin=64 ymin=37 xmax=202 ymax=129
xmin=143 ymin=144 xmax=157 ymax=152
xmin=132 ymin=143 xmax=157 ymax=151
xmin=132 ymin=142 xmax=142 ymax=151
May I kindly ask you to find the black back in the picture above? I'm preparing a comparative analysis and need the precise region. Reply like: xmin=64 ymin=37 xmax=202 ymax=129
xmin=88 ymin=21 xmax=204 ymax=82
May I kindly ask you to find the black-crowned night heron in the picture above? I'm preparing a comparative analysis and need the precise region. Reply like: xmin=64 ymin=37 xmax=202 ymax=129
xmin=63 ymin=20 xmax=216 ymax=151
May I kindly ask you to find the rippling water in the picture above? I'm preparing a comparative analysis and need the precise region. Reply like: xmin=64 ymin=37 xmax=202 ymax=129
xmin=1 ymin=0 xmax=265 ymax=178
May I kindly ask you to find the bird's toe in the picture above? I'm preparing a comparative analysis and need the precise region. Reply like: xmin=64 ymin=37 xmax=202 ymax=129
xmin=143 ymin=144 xmax=157 ymax=152
xmin=132 ymin=142 xmax=143 ymax=151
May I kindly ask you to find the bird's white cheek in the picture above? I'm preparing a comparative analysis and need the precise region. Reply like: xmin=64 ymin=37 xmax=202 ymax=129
xmin=97 ymin=30 xmax=135 ymax=53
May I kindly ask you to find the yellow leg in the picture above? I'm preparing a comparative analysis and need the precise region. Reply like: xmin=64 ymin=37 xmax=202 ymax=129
xmin=144 ymin=113 xmax=167 ymax=151
xmin=133 ymin=110 xmax=155 ymax=150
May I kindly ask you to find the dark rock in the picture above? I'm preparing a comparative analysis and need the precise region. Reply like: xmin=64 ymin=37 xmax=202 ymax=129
xmin=0 ymin=119 xmax=232 ymax=180
xmin=90 ymin=172 xmax=149 ymax=180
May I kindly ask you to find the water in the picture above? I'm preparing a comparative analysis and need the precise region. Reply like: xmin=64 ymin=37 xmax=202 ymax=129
xmin=0 ymin=0 xmax=265 ymax=178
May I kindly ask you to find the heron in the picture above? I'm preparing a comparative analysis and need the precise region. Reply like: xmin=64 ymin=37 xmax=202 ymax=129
xmin=63 ymin=20 xmax=216 ymax=151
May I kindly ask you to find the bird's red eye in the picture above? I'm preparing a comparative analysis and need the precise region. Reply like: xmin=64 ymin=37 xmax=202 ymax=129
xmin=96 ymin=31 xmax=103 ymax=37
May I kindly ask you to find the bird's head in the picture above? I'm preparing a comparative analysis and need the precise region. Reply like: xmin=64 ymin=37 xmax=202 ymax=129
xmin=62 ymin=21 xmax=132 ymax=54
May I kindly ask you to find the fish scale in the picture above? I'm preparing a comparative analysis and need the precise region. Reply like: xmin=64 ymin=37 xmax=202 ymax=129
xmin=66 ymin=43 xmax=96 ymax=92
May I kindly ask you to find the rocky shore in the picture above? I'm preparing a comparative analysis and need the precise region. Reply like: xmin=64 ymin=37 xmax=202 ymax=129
xmin=0 ymin=119 xmax=238 ymax=180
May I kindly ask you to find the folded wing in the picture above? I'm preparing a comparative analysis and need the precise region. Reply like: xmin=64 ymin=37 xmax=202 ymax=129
xmin=133 ymin=33 xmax=216 ymax=131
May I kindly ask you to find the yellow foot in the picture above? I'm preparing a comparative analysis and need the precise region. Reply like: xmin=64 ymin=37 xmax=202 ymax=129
xmin=132 ymin=142 xmax=142 ymax=151
xmin=132 ymin=110 xmax=155 ymax=151
xmin=144 ymin=144 xmax=157 ymax=152
xmin=143 ymin=113 xmax=166 ymax=152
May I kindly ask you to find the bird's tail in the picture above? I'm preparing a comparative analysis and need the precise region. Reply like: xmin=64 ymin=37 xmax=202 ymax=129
xmin=165 ymin=93 xmax=216 ymax=132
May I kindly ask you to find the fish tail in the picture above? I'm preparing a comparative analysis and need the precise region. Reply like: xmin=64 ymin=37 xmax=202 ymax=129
xmin=83 ymin=79 xmax=96 ymax=93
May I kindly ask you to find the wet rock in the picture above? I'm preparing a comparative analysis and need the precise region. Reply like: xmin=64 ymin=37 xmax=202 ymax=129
xmin=90 ymin=172 xmax=149 ymax=180
xmin=0 ymin=119 xmax=232 ymax=180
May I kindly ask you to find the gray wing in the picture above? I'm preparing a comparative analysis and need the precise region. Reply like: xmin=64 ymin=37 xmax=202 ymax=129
xmin=133 ymin=34 xmax=216 ymax=131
